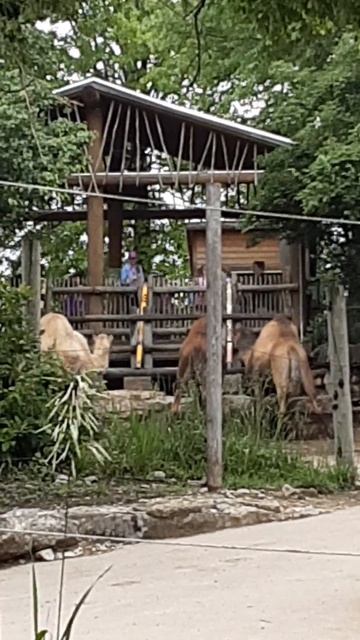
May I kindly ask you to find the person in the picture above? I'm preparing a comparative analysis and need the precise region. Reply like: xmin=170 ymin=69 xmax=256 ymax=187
xmin=120 ymin=250 xmax=144 ymax=287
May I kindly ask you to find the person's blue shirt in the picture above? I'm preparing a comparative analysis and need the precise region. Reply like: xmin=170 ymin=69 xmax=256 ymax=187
xmin=120 ymin=262 xmax=144 ymax=286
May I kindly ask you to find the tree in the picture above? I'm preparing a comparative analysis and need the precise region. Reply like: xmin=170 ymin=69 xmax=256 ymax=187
xmin=0 ymin=66 xmax=90 ymax=237
xmin=245 ymin=30 xmax=360 ymax=295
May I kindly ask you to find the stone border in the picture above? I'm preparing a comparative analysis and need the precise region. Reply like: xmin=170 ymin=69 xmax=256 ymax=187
xmin=0 ymin=488 xmax=332 ymax=563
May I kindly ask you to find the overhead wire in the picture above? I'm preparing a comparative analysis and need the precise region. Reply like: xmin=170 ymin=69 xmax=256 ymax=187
xmin=0 ymin=525 xmax=359 ymax=559
xmin=0 ymin=178 xmax=360 ymax=227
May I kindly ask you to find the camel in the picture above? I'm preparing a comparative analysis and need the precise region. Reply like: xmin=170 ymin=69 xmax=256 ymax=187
xmin=172 ymin=317 xmax=256 ymax=413
xmin=172 ymin=314 xmax=319 ymax=415
xmin=40 ymin=312 xmax=113 ymax=374
xmin=244 ymin=315 xmax=319 ymax=414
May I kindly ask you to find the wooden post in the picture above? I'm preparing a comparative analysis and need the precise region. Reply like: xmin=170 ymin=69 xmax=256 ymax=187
xmin=44 ymin=275 xmax=53 ymax=313
xmin=327 ymin=283 xmax=354 ymax=465
xmin=206 ymin=182 xmax=223 ymax=490
xmin=85 ymin=91 xmax=104 ymax=322
xmin=225 ymin=273 xmax=233 ymax=369
xmin=21 ymin=234 xmax=41 ymax=335
xmin=108 ymin=199 xmax=123 ymax=269
xmin=144 ymin=275 xmax=154 ymax=370
xmin=287 ymin=242 xmax=301 ymax=330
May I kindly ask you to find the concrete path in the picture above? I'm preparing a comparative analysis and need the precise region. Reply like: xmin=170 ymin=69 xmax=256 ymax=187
xmin=1 ymin=506 xmax=360 ymax=639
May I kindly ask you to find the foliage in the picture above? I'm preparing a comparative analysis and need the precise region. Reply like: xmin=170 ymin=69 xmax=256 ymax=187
xmin=41 ymin=223 xmax=88 ymax=280
xmin=40 ymin=373 xmax=110 ymax=477
xmin=242 ymin=30 xmax=360 ymax=292
xmin=95 ymin=402 xmax=354 ymax=491
xmin=0 ymin=282 xmax=111 ymax=475
xmin=0 ymin=282 xmax=68 ymax=459
xmin=32 ymin=561 xmax=111 ymax=640
xmin=0 ymin=68 xmax=90 ymax=243
xmin=1 ymin=1 xmax=360 ymax=281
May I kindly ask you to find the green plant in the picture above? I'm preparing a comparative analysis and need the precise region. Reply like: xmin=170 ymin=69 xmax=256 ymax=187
xmin=32 ymin=562 xmax=111 ymax=639
xmin=40 ymin=374 xmax=111 ymax=477
xmin=94 ymin=397 xmax=354 ymax=492
xmin=0 ymin=282 xmax=70 ymax=460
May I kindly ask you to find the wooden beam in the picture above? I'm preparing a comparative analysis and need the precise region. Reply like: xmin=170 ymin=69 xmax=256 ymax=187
xmin=108 ymin=199 xmax=123 ymax=269
xmin=206 ymin=182 xmax=223 ymax=491
xmin=85 ymin=93 xmax=105 ymax=322
xmin=66 ymin=312 xmax=274 ymax=323
xmin=104 ymin=367 xmax=178 ymax=378
xmin=68 ymin=170 xmax=263 ymax=187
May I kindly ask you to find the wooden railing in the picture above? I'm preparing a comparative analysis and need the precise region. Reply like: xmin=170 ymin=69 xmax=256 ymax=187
xmin=49 ymin=272 xmax=299 ymax=373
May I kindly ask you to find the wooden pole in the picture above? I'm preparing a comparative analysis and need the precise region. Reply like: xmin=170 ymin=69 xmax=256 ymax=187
xmin=108 ymin=199 xmax=123 ymax=269
xmin=288 ymin=242 xmax=301 ymax=330
xmin=21 ymin=234 xmax=41 ymax=335
xmin=326 ymin=283 xmax=354 ymax=466
xmin=85 ymin=91 xmax=104 ymax=321
xmin=225 ymin=274 xmax=233 ymax=370
xmin=206 ymin=182 xmax=223 ymax=490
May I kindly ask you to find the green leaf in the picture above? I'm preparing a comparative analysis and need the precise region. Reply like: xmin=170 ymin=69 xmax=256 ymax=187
xmin=60 ymin=566 xmax=111 ymax=640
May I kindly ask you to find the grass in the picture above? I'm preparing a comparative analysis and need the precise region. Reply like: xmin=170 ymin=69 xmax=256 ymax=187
xmin=92 ymin=396 xmax=355 ymax=493
xmin=0 ymin=394 xmax=355 ymax=509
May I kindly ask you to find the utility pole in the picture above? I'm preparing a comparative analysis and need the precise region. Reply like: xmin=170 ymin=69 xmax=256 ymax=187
xmin=327 ymin=283 xmax=354 ymax=466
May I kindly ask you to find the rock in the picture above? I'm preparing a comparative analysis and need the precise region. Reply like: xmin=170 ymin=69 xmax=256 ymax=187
xmin=0 ymin=508 xmax=78 ymax=562
xmin=101 ymin=389 xmax=172 ymax=417
xmin=152 ymin=471 xmax=166 ymax=481
xmin=35 ymin=548 xmax=56 ymax=562
xmin=223 ymin=394 xmax=253 ymax=412
xmin=287 ymin=506 xmax=322 ymax=518
xmin=124 ymin=376 xmax=152 ymax=391
xmin=298 ymin=488 xmax=318 ymax=498
xmin=55 ymin=474 xmax=69 ymax=485
xmin=0 ymin=491 xmax=331 ymax=564
xmin=282 ymin=484 xmax=299 ymax=498
xmin=84 ymin=476 xmax=98 ymax=486
xmin=223 ymin=374 xmax=243 ymax=395
xmin=64 ymin=548 xmax=83 ymax=559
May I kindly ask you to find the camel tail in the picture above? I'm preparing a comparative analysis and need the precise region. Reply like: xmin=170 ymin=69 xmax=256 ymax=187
xmin=290 ymin=344 xmax=319 ymax=412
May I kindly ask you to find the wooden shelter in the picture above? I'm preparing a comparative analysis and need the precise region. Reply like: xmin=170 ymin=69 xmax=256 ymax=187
xmin=186 ymin=222 xmax=302 ymax=273
xmin=48 ymin=76 xmax=292 ymax=291
xmin=186 ymin=221 xmax=306 ymax=334
xmin=32 ymin=76 xmax=301 ymax=368
xmin=25 ymin=76 xmax=297 ymax=489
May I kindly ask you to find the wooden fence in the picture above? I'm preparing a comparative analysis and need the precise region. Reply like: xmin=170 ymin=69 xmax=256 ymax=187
xmin=49 ymin=271 xmax=299 ymax=374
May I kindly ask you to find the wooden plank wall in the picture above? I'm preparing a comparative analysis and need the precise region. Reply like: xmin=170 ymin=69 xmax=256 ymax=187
xmin=189 ymin=229 xmax=282 ymax=274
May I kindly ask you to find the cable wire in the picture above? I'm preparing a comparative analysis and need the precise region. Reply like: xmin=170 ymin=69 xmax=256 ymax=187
xmin=1 ymin=178 xmax=360 ymax=227
xmin=0 ymin=525 xmax=359 ymax=559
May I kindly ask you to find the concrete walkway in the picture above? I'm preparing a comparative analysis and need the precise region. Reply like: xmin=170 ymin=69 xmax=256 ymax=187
xmin=1 ymin=506 xmax=360 ymax=639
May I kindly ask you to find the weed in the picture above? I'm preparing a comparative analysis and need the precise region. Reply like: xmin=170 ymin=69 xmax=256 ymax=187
xmin=39 ymin=373 xmax=110 ymax=477
xmin=95 ymin=397 xmax=354 ymax=492
xmin=32 ymin=561 xmax=111 ymax=639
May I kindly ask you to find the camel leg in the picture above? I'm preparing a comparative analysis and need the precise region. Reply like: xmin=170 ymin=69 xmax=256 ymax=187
xmin=271 ymin=356 xmax=289 ymax=415
xmin=172 ymin=354 xmax=191 ymax=414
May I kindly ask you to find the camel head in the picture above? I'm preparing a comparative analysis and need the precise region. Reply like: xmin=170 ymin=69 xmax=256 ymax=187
xmin=92 ymin=333 xmax=113 ymax=353
xmin=91 ymin=333 xmax=113 ymax=371
xmin=232 ymin=323 xmax=257 ymax=366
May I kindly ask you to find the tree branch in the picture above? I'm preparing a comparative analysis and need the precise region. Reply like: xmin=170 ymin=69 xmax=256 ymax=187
xmin=188 ymin=0 xmax=207 ymax=88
